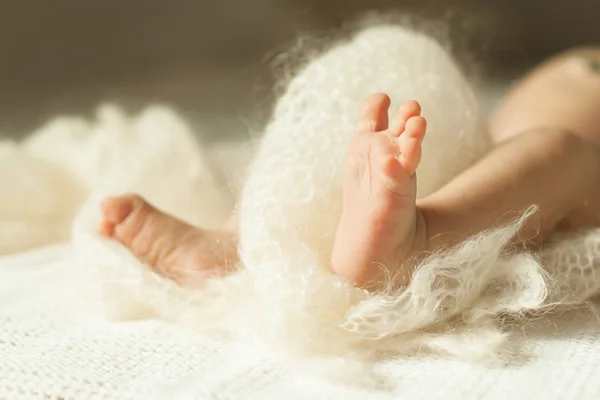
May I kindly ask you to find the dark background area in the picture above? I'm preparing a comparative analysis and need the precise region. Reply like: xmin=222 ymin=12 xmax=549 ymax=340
xmin=1 ymin=0 xmax=598 ymax=139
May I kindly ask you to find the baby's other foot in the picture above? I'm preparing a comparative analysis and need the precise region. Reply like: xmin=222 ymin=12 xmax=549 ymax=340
xmin=99 ymin=194 xmax=238 ymax=286
xmin=331 ymin=93 xmax=427 ymax=288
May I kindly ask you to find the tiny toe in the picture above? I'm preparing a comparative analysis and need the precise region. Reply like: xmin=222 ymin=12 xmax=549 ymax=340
xmin=403 ymin=116 xmax=427 ymax=140
xmin=389 ymin=100 xmax=421 ymax=136
xmin=397 ymin=116 xmax=427 ymax=175
xmin=99 ymin=219 xmax=116 ymax=237
xmin=358 ymin=92 xmax=391 ymax=132
xmin=398 ymin=140 xmax=422 ymax=176
xmin=101 ymin=194 xmax=140 ymax=224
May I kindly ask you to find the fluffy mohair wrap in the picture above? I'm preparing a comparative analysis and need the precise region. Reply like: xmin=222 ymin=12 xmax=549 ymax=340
xmin=11 ymin=23 xmax=596 ymax=373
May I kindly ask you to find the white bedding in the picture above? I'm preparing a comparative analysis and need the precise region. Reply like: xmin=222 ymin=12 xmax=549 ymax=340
xmin=2 ymin=246 xmax=600 ymax=399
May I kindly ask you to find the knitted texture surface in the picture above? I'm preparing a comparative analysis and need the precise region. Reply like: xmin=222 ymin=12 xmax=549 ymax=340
xmin=2 ymin=247 xmax=600 ymax=399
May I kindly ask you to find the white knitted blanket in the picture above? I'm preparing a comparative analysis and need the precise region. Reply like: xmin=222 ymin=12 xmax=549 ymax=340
xmin=2 ymin=246 xmax=600 ymax=399
xmin=2 ymin=22 xmax=600 ymax=399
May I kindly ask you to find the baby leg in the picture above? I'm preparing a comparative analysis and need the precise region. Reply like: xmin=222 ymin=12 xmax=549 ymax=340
xmin=99 ymin=194 xmax=238 ymax=286
xmin=420 ymin=47 xmax=600 ymax=255
xmin=491 ymin=47 xmax=600 ymax=143
xmin=332 ymin=49 xmax=600 ymax=288
xmin=490 ymin=46 xmax=600 ymax=228
xmin=422 ymin=47 xmax=600 ymax=251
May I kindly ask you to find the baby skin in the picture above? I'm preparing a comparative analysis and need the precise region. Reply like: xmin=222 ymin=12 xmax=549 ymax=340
xmin=99 ymin=195 xmax=238 ymax=285
xmin=99 ymin=47 xmax=600 ymax=289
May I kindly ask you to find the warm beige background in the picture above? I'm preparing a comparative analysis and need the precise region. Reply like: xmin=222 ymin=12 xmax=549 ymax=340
xmin=1 ymin=1 xmax=598 ymax=140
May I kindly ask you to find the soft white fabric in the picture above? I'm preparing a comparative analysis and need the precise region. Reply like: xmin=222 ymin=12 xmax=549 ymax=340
xmin=2 ymin=247 xmax=600 ymax=399
xmin=67 ymin=23 xmax=600 ymax=368
xmin=3 ymin=20 xmax=600 ymax=398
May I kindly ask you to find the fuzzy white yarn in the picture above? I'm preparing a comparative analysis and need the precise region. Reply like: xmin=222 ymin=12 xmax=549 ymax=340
xmin=3 ymin=22 xmax=600 ymax=376
xmin=70 ymin=24 xmax=600 ymax=364
xmin=234 ymin=25 xmax=543 ymax=360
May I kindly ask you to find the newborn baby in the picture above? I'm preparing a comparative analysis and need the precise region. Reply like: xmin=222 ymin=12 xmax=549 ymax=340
xmin=98 ymin=47 xmax=600 ymax=289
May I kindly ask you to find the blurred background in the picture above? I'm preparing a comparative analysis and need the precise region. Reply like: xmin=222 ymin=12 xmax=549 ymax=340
xmin=1 ymin=0 xmax=599 ymax=142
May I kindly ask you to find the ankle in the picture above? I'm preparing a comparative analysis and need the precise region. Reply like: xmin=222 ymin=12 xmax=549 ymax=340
xmin=414 ymin=199 xmax=458 ymax=256
xmin=412 ymin=207 xmax=429 ymax=256
xmin=389 ymin=207 xmax=429 ymax=287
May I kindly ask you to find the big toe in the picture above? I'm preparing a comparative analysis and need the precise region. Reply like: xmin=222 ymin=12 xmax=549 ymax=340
xmin=101 ymin=195 xmax=138 ymax=224
xmin=358 ymin=92 xmax=391 ymax=132
xmin=99 ymin=194 xmax=147 ymax=237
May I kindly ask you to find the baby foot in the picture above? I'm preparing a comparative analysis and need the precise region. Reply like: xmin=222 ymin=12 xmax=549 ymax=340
xmin=99 ymin=194 xmax=238 ymax=286
xmin=331 ymin=93 xmax=427 ymax=288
